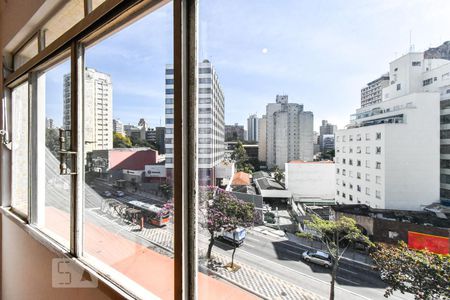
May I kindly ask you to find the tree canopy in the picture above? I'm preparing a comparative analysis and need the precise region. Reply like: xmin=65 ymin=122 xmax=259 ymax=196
xmin=113 ymin=132 xmax=132 ymax=148
xmin=371 ymin=241 xmax=450 ymax=300
xmin=230 ymin=140 xmax=254 ymax=173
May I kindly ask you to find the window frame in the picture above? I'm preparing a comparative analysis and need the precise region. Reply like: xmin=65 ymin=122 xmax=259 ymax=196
xmin=1 ymin=1 xmax=198 ymax=299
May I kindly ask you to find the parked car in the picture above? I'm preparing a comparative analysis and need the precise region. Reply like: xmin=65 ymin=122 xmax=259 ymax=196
xmin=302 ymin=250 xmax=332 ymax=268
xmin=221 ymin=227 xmax=246 ymax=246
xmin=103 ymin=191 xmax=112 ymax=197
xmin=115 ymin=190 xmax=125 ymax=197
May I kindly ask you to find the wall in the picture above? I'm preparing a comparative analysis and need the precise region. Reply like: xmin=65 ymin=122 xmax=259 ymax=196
xmin=285 ymin=162 xmax=335 ymax=199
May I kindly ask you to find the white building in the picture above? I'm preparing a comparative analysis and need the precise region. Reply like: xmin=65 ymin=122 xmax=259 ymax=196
xmin=113 ymin=119 xmax=124 ymax=135
xmin=360 ymin=73 xmax=389 ymax=108
xmin=266 ymin=95 xmax=314 ymax=169
xmin=63 ymin=68 xmax=112 ymax=152
xmin=258 ymin=115 xmax=267 ymax=162
xmin=285 ymin=161 xmax=335 ymax=200
xmin=247 ymin=114 xmax=259 ymax=142
xmin=165 ymin=60 xmax=225 ymax=185
xmin=335 ymin=92 xmax=440 ymax=210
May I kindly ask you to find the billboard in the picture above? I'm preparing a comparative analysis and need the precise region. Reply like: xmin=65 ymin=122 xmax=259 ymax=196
xmin=408 ymin=231 xmax=449 ymax=254
xmin=145 ymin=165 xmax=166 ymax=177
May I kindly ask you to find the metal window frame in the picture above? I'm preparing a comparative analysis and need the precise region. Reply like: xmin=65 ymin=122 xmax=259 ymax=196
xmin=2 ymin=0 xmax=199 ymax=299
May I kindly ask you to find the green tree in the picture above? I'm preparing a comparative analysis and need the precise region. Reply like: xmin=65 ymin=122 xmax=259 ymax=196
xmin=371 ymin=241 xmax=450 ymax=300
xmin=321 ymin=149 xmax=335 ymax=160
xmin=304 ymin=215 xmax=371 ymax=300
xmin=113 ymin=133 xmax=132 ymax=148
xmin=231 ymin=140 xmax=254 ymax=173
xmin=273 ymin=166 xmax=285 ymax=183
xmin=46 ymin=128 xmax=60 ymax=157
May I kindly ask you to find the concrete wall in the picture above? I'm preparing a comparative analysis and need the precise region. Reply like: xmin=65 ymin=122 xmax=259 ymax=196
xmin=285 ymin=162 xmax=335 ymax=199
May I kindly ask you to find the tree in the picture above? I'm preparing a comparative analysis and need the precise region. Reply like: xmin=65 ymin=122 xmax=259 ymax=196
xmin=273 ymin=166 xmax=285 ymax=183
xmin=113 ymin=132 xmax=132 ymax=148
xmin=304 ymin=215 xmax=371 ymax=300
xmin=231 ymin=140 xmax=254 ymax=173
xmin=200 ymin=187 xmax=255 ymax=266
xmin=46 ymin=128 xmax=60 ymax=157
xmin=321 ymin=149 xmax=335 ymax=160
xmin=371 ymin=241 xmax=450 ymax=300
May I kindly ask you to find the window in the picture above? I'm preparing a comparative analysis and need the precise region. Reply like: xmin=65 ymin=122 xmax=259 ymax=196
xmin=11 ymin=81 xmax=30 ymax=216
xmin=376 ymin=162 xmax=381 ymax=169
xmin=376 ymin=190 xmax=381 ymax=199
xmin=199 ymin=78 xmax=212 ymax=84
xmin=365 ymin=133 xmax=370 ymax=141
xmin=349 ymin=159 xmax=353 ymax=165
xmin=357 ymin=160 xmax=361 ymax=167
xmin=337 ymin=190 xmax=340 ymax=196
xmin=376 ymin=146 xmax=381 ymax=154
xmin=412 ymin=61 xmax=421 ymax=66
xmin=423 ymin=78 xmax=433 ymax=86
xmin=396 ymin=83 xmax=401 ymax=90
xmin=357 ymin=172 xmax=361 ymax=179
xmin=357 ymin=185 xmax=361 ymax=192
xmin=366 ymin=160 xmax=370 ymax=168
xmin=356 ymin=134 xmax=361 ymax=141
xmin=376 ymin=132 xmax=381 ymax=140
xmin=349 ymin=194 xmax=353 ymax=201
xmin=356 ymin=146 xmax=361 ymax=153
xmin=342 ymin=158 xmax=346 ymax=164
xmin=365 ymin=146 xmax=370 ymax=154
xmin=349 ymin=147 xmax=353 ymax=153
xmin=366 ymin=187 xmax=370 ymax=195
xmin=166 ymin=79 xmax=174 ymax=84
xmin=365 ymin=174 xmax=370 ymax=182
xmin=342 ymin=135 xmax=346 ymax=142
xmin=166 ymin=118 xmax=174 ymax=124
xmin=376 ymin=176 xmax=381 ymax=184
xmin=166 ymin=88 xmax=174 ymax=94
xmin=342 ymin=146 xmax=346 ymax=153
xmin=199 ymin=97 xmax=212 ymax=104
xmin=349 ymin=183 xmax=353 ymax=189
xmin=199 ymin=67 xmax=211 ymax=74
xmin=342 ymin=169 xmax=346 ymax=176
xmin=336 ymin=168 xmax=340 ymax=174
xmin=166 ymin=108 xmax=174 ymax=114
xmin=342 ymin=181 xmax=346 ymax=187
xmin=349 ymin=135 xmax=353 ymax=141
xmin=348 ymin=171 xmax=353 ymax=178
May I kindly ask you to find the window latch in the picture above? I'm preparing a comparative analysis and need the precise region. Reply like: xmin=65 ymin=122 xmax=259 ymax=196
xmin=58 ymin=128 xmax=77 ymax=175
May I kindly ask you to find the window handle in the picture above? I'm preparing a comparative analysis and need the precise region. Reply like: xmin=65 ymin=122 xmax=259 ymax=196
xmin=58 ymin=128 xmax=77 ymax=175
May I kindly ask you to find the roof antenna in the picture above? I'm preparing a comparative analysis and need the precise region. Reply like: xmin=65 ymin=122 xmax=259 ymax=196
xmin=409 ymin=30 xmax=415 ymax=52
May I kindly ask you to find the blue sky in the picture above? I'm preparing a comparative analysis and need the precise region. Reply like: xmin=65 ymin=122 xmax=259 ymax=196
xmin=46 ymin=0 xmax=450 ymax=131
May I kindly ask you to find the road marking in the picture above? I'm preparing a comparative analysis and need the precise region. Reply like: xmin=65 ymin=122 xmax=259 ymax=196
xmin=340 ymin=268 xmax=357 ymax=275
xmin=337 ymin=276 xmax=360 ymax=285
xmin=235 ymin=247 xmax=373 ymax=300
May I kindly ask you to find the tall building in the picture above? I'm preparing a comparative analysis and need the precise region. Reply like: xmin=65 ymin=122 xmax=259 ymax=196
xmin=319 ymin=120 xmax=337 ymax=152
xmin=335 ymin=93 xmax=439 ymax=210
xmin=258 ymin=115 xmax=267 ymax=162
xmin=247 ymin=114 xmax=259 ymax=142
xmin=63 ymin=68 xmax=112 ymax=152
xmin=155 ymin=127 xmax=166 ymax=154
xmin=360 ymin=73 xmax=389 ymax=108
xmin=266 ymin=95 xmax=314 ymax=169
xmin=46 ymin=118 xmax=54 ymax=129
xmin=165 ymin=60 xmax=225 ymax=184
xmin=113 ymin=119 xmax=124 ymax=135
xmin=225 ymin=123 xmax=245 ymax=141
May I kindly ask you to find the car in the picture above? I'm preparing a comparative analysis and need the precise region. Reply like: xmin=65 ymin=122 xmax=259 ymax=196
xmin=221 ymin=227 xmax=246 ymax=246
xmin=302 ymin=250 xmax=332 ymax=268
xmin=115 ymin=190 xmax=125 ymax=197
xmin=103 ymin=191 xmax=112 ymax=197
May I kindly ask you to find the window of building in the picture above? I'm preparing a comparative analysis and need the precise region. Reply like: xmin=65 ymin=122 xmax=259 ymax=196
xmin=365 ymin=133 xmax=370 ymax=141
xmin=337 ymin=190 xmax=340 ymax=196
xmin=376 ymin=162 xmax=381 ymax=169
xmin=342 ymin=158 xmax=346 ymax=164
xmin=166 ymin=108 xmax=174 ymax=114
xmin=376 ymin=190 xmax=381 ymax=199
xmin=348 ymin=171 xmax=353 ymax=178
xmin=349 ymin=147 xmax=353 ymax=153
xmin=349 ymin=183 xmax=353 ymax=189
xmin=342 ymin=192 xmax=346 ymax=198
xmin=357 ymin=185 xmax=361 ymax=192
xmin=412 ymin=61 xmax=421 ymax=66
xmin=342 ymin=169 xmax=346 ymax=176
xmin=357 ymin=160 xmax=361 ymax=167
xmin=166 ymin=88 xmax=174 ymax=94
xmin=349 ymin=135 xmax=353 ymax=141
xmin=342 ymin=135 xmax=346 ymax=142
xmin=376 ymin=176 xmax=381 ymax=184
xmin=349 ymin=194 xmax=353 ymax=201
xmin=166 ymin=118 xmax=174 ymax=124
xmin=396 ymin=83 xmax=401 ymax=90
xmin=423 ymin=78 xmax=433 ymax=86
xmin=349 ymin=159 xmax=353 ymax=165
xmin=376 ymin=146 xmax=381 ymax=154
xmin=336 ymin=168 xmax=340 ymax=174
xmin=357 ymin=172 xmax=361 ymax=179
xmin=342 ymin=181 xmax=346 ymax=187
xmin=166 ymin=78 xmax=174 ymax=84
xmin=366 ymin=187 xmax=370 ymax=195
xmin=356 ymin=134 xmax=361 ymax=141
xmin=365 ymin=174 xmax=370 ymax=182
xmin=365 ymin=146 xmax=370 ymax=154
xmin=365 ymin=160 xmax=370 ymax=168
xmin=199 ymin=67 xmax=211 ymax=74
xmin=356 ymin=146 xmax=361 ymax=153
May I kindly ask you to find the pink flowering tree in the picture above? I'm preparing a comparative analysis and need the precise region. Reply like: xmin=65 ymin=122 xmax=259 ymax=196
xmin=200 ymin=187 xmax=255 ymax=262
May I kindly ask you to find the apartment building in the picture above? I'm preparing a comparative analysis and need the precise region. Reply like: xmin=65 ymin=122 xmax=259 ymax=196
xmin=113 ymin=119 xmax=124 ymax=135
xmin=165 ymin=60 xmax=225 ymax=184
xmin=266 ymin=95 xmax=314 ymax=169
xmin=360 ymin=73 xmax=389 ymax=108
xmin=258 ymin=115 xmax=267 ymax=162
xmin=64 ymin=68 xmax=112 ymax=152
xmin=380 ymin=46 xmax=450 ymax=201
xmin=225 ymin=123 xmax=245 ymax=141
xmin=319 ymin=120 xmax=337 ymax=152
xmin=335 ymin=92 xmax=440 ymax=210
xmin=247 ymin=114 xmax=259 ymax=142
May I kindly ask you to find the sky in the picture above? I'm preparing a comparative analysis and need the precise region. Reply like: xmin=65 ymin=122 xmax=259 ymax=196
xmin=46 ymin=0 xmax=450 ymax=131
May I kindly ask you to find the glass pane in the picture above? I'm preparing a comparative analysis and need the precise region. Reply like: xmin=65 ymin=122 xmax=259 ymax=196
xmin=13 ymin=35 xmax=39 ymax=70
xmin=11 ymin=81 xmax=29 ymax=216
xmin=42 ymin=0 xmax=84 ymax=48
xmin=82 ymin=3 xmax=174 ymax=299
xmin=34 ymin=58 xmax=72 ymax=248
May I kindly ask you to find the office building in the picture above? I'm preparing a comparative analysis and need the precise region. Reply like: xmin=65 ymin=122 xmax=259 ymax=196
xmin=156 ymin=126 xmax=166 ymax=154
xmin=335 ymin=92 xmax=439 ymax=210
xmin=63 ymin=68 xmax=112 ymax=152
xmin=319 ymin=120 xmax=337 ymax=152
xmin=258 ymin=115 xmax=267 ymax=162
xmin=247 ymin=114 xmax=259 ymax=142
xmin=265 ymin=95 xmax=314 ymax=169
xmin=165 ymin=60 xmax=225 ymax=184
xmin=360 ymin=73 xmax=390 ymax=108
xmin=225 ymin=123 xmax=245 ymax=141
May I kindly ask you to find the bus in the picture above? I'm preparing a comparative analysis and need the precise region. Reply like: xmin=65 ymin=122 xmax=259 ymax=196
xmin=128 ymin=200 xmax=170 ymax=227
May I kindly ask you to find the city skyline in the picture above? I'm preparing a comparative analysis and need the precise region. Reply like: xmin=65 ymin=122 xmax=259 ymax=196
xmin=44 ymin=0 xmax=450 ymax=132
